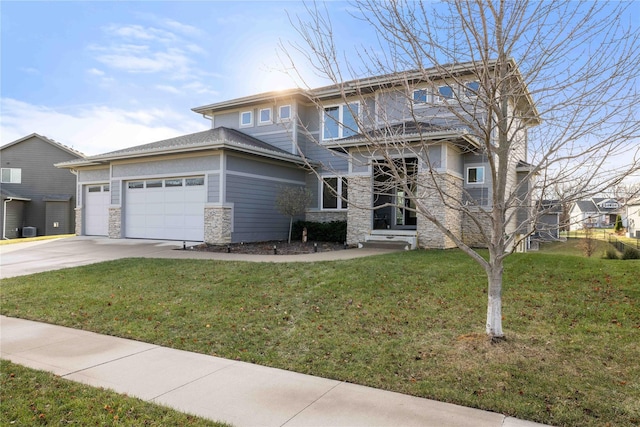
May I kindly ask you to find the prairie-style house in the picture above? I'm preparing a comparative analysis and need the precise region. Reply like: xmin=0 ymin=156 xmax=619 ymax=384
xmin=57 ymin=60 xmax=539 ymax=249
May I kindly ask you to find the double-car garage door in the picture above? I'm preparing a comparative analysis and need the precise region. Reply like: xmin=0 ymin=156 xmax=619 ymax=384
xmin=84 ymin=176 xmax=205 ymax=241
xmin=125 ymin=177 xmax=205 ymax=241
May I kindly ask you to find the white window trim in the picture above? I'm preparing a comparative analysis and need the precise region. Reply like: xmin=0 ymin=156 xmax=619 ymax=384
xmin=278 ymin=105 xmax=292 ymax=122
xmin=1 ymin=168 xmax=22 ymax=184
xmin=436 ymin=85 xmax=455 ymax=103
xmin=240 ymin=110 xmax=253 ymax=127
xmin=321 ymin=102 xmax=360 ymax=141
xmin=466 ymin=166 xmax=485 ymax=184
xmin=412 ymin=88 xmax=432 ymax=105
xmin=464 ymin=81 xmax=480 ymax=98
xmin=258 ymin=108 xmax=272 ymax=125
xmin=321 ymin=176 xmax=348 ymax=210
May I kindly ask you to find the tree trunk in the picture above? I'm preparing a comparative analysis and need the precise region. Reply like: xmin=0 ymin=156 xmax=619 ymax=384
xmin=486 ymin=262 xmax=505 ymax=339
xmin=288 ymin=216 xmax=293 ymax=244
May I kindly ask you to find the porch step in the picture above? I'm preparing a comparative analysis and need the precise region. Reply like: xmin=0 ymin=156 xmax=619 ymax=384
xmin=359 ymin=240 xmax=412 ymax=250
xmin=359 ymin=230 xmax=418 ymax=250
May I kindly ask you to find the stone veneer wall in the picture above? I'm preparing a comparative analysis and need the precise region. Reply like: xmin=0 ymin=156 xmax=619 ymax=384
xmin=462 ymin=209 xmax=492 ymax=248
xmin=305 ymin=210 xmax=347 ymax=223
xmin=204 ymin=205 xmax=232 ymax=244
xmin=416 ymin=172 xmax=463 ymax=249
xmin=346 ymin=175 xmax=372 ymax=246
xmin=75 ymin=207 xmax=82 ymax=235
xmin=108 ymin=207 xmax=122 ymax=238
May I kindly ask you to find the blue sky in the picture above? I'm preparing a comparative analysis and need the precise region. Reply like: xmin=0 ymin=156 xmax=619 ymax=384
xmin=1 ymin=1 xmax=369 ymax=154
xmin=1 ymin=0 xmax=638 ymax=190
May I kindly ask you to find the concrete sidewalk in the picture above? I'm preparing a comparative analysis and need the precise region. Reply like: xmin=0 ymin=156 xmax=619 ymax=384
xmin=1 ymin=316 xmax=550 ymax=427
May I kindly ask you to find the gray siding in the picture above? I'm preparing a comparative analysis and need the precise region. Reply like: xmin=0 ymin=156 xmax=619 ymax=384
xmin=45 ymin=201 xmax=71 ymax=235
xmin=78 ymin=168 xmax=109 ymax=182
xmin=463 ymin=152 xmax=492 ymax=207
xmin=224 ymin=154 xmax=307 ymax=242
xmin=208 ymin=173 xmax=220 ymax=203
xmin=2 ymin=200 xmax=26 ymax=238
xmin=111 ymin=180 xmax=120 ymax=205
xmin=111 ymin=155 xmax=219 ymax=178
xmin=227 ymin=175 xmax=303 ymax=242
xmin=226 ymin=155 xmax=305 ymax=182
xmin=0 ymin=135 xmax=82 ymax=237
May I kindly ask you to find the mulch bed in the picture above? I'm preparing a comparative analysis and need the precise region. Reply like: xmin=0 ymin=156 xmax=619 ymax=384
xmin=191 ymin=241 xmax=347 ymax=255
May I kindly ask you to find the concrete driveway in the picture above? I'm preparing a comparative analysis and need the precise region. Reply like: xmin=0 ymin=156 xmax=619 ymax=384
xmin=0 ymin=236 xmax=191 ymax=279
xmin=0 ymin=236 xmax=395 ymax=279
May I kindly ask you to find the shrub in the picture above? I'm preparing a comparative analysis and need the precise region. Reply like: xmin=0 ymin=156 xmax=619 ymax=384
xmin=603 ymin=247 xmax=619 ymax=260
xmin=614 ymin=214 xmax=624 ymax=234
xmin=292 ymin=220 xmax=347 ymax=242
xmin=622 ymin=246 xmax=640 ymax=260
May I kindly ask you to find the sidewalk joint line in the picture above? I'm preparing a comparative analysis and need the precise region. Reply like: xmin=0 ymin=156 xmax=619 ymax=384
xmin=280 ymin=380 xmax=344 ymax=426
xmin=61 ymin=346 xmax=160 ymax=378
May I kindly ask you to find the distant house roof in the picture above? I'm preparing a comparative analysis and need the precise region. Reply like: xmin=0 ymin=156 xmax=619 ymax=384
xmin=0 ymin=133 xmax=85 ymax=158
xmin=538 ymin=200 xmax=562 ymax=214
xmin=56 ymin=127 xmax=310 ymax=168
xmin=0 ymin=188 xmax=31 ymax=201
xmin=571 ymin=200 xmax=597 ymax=215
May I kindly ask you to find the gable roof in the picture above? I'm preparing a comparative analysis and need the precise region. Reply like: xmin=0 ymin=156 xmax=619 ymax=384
xmin=1 ymin=187 xmax=31 ymax=201
xmin=0 ymin=133 xmax=85 ymax=158
xmin=56 ymin=127 xmax=310 ymax=168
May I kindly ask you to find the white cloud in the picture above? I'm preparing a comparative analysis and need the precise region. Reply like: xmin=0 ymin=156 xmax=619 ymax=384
xmin=155 ymin=84 xmax=181 ymax=94
xmin=162 ymin=19 xmax=205 ymax=37
xmin=104 ymin=23 xmax=177 ymax=43
xmin=0 ymin=98 xmax=208 ymax=156
xmin=87 ymin=68 xmax=105 ymax=76
xmin=20 ymin=67 xmax=40 ymax=75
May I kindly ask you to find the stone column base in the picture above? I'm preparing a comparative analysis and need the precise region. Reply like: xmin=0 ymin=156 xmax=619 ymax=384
xmin=108 ymin=207 xmax=122 ymax=239
xmin=205 ymin=205 xmax=233 ymax=244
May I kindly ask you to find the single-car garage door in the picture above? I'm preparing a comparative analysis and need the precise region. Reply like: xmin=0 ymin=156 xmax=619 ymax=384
xmin=125 ymin=177 xmax=205 ymax=241
xmin=85 ymin=184 xmax=110 ymax=236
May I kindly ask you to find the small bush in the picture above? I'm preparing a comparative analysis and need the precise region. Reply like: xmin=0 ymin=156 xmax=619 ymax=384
xmin=603 ymin=247 xmax=619 ymax=260
xmin=292 ymin=220 xmax=347 ymax=242
xmin=621 ymin=246 xmax=640 ymax=260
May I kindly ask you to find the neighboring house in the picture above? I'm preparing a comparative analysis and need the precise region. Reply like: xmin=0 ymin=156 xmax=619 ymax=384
xmin=625 ymin=199 xmax=640 ymax=239
xmin=533 ymin=200 xmax=562 ymax=240
xmin=569 ymin=198 xmax=622 ymax=231
xmin=57 ymin=60 xmax=538 ymax=249
xmin=1 ymin=133 xmax=84 ymax=239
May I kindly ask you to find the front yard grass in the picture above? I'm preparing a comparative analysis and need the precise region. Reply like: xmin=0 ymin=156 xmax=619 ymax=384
xmin=1 ymin=250 xmax=638 ymax=426
xmin=0 ymin=360 xmax=229 ymax=426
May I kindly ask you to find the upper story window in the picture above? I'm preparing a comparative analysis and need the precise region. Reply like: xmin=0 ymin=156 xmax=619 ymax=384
xmin=259 ymin=108 xmax=272 ymax=125
xmin=322 ymin=177 xmax=348 ymax=210
xmin=279 ymin=105 xmax=291 ymax=121
xmin=466 ymin=166 xmax=485 ymax=184
xmin=437 ymin=85 xmax=455 ymax=102
xmin=240 ymin=110 xmax=253 ymax=127
xmin=1 ymin=168 xmax=21 ymax=183
xmin=465 ymin=81 xmax=480 ymax=97
xmin=322 ymin=102 xmax=359 ymax=140
xmin=412 ymin=89 xmax=430 ymax=104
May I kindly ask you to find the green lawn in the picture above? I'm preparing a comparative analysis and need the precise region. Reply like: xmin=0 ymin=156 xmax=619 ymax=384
xmin=1 ymin=360 xmax=230 ymax=426
xmin=1 ymin=249 xmax=638 ymax=426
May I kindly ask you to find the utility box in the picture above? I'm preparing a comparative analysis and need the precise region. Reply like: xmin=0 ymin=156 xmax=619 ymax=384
xmin=22 ymin=226 xmax=37 ymax=238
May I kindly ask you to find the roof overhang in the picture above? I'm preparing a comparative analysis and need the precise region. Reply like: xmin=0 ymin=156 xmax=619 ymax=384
xmin=321 ymin=128 xmax=480 ymax=150
xmin=56 ymin=139 xmax=314 ymax=169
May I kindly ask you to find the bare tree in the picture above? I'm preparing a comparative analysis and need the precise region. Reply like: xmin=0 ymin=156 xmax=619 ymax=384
xmin=281 ymin=0 xmax=640 ymax=339
xmin=276 ymin=186 xmax=313 ymax=243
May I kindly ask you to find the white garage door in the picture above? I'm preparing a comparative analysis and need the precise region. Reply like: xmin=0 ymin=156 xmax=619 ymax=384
xmin=125 ymin=177 xmax=205 ymax=241
xmin=85 ymin=184 xmax=110 ymax=236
